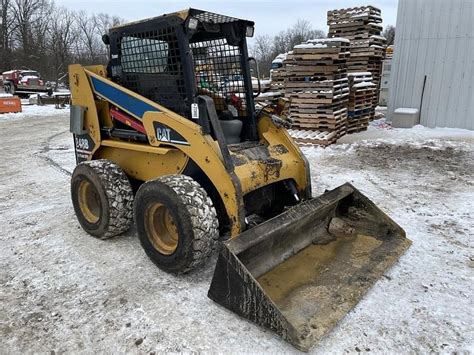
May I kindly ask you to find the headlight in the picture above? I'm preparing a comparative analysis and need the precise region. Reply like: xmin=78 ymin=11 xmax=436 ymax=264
xmin=246 ymin=26 xmax=254 ymax=37
xmin=188 ymin=17 xmax=199 ymax=30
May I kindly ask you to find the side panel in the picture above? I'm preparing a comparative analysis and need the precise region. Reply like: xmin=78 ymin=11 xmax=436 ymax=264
xmin=68 ymin=64 xmax=102 ymax=163
xmin=96 ymin=145 xmax=189 ymax=181
xmin=142 ymin=111 xmax=244 ymax=236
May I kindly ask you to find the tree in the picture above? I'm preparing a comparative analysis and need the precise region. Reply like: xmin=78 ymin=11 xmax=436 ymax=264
xmin=287 ymin=19 xmax=325 ymax=50
xmin=75 ymin=10 xmax=101 ymax=63
xmin=252 ymin=34 xmax=274 ymax=78
xmin=252 ymin=19 xmax=326 ymax=76
xmin=0 ymin=0 xmax=120 ymax=81
xmin=382 ymin=25 xmax=395 ymax=46
xmin=95 ymin=13 xmax=123 ymax=57
xmin=0 ymin=0 xmax=16 ymax=71
xmin=48 ymin=7 xmax=75 ymax=83
xmin=11 ymin=0 xmax=55 ymax=68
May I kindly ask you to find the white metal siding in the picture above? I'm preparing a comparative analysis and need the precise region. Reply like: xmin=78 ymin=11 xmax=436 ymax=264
xmin=388 ymin=0 xmax=474 ymax=130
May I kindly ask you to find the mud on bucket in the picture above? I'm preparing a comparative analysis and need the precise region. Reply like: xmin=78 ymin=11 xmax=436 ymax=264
xmin=208 ymin=183 xmax=411 ymax=351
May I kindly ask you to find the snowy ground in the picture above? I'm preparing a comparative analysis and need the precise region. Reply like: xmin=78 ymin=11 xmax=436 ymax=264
xmin=0 ymin=109 xmax=473 ymax=353
xmin=0 ymin=102 xmax=67 ymax=121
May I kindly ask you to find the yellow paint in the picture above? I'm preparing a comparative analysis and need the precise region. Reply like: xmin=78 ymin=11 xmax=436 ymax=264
xmin=68 ymin=64 xmax=101 ymax=157
xmin=96 ymin=145 xmax=188 ymax=181
xmin=142 ymin=111 xmax=243 ymax=236
xmin=69 ymin=63 xmax=310 ymax=238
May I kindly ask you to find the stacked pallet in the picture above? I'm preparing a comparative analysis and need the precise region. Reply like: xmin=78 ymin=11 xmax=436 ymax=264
xmin=269 ymin=53 xmax=287 ymax=92
xmin=327 ymin=5 xmax=386 ymax=108
xmin=284 ymin=38 xmax=350 ymax=145
xmin=347 ymin=72 xmax=376 ymax=133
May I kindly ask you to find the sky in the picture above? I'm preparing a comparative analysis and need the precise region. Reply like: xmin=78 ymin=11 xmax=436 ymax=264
xmin=54 ymin=0 xmax=399 ymax=41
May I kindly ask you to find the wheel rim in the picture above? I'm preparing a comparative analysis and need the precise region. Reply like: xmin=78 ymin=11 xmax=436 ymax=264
xmin=78 ymin=179 xmax=101 ymax=224
xmin=145 ymin=202 xmax=179 ymax=255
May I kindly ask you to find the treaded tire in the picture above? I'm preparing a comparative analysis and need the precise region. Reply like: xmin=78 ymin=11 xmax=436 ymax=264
xmin=134 ymin=175 xmax=219 ymax=274
xmin=71 ymin=159 xmax=134 ymax=239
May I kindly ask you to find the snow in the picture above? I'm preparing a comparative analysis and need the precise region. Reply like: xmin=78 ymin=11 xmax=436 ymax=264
xmin=294 ymin=43 xmax=329 ymax=49
xmin=294 ymin=37 xmax=351 ymax=49
xmin=20 ymin=75 xmax=40 ymax=83
xmin=0 ymin=93 xmax=14 ymax=98
xmin=307 ymin=37 xmax=350 ymax=44
xmin=348 ymin=71 xmax=372 ymax=77
xmin=0 ymin=103 xmax=68 ymax=121
xmin=256 ymin=91 xmax=283 ymax=99
xmin=395 ymin=108 xmax=419 ymax=115
xmin=368 ymin=22 xmax=383 ymax=28
xmin=370 ymin=34 xmax=387 ymax=41
xmin=272 ymin=53 xmax=288 ymax=63
xmin=0 ymin=113 xmax=473 ymax=353
xmin=352 ymin=12 xmax=370 ymax=18
xmin=353 ymin=81 xmax=376 ymax=88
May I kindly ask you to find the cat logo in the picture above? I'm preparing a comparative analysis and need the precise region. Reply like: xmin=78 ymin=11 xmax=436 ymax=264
xmin=156 ymin=127 xmax=171 ymax=142
xmin=154 ymin=122 xmax=190 ymax=145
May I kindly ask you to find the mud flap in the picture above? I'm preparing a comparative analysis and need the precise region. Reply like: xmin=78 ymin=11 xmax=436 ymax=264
xmin=208 ymin=183 xmax=411 ymax=352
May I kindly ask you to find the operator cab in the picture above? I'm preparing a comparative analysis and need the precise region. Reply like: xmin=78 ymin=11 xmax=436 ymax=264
xmin=106 ymin=9 xmax=257 ymax=143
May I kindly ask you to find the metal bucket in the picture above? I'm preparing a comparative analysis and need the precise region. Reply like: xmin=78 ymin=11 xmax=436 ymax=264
xmin=208 ymin=183 xmax=411 ymax=351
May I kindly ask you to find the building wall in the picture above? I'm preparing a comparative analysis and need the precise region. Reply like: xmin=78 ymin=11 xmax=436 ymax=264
xmin=388 ymin=0 xmax=473 ymax=130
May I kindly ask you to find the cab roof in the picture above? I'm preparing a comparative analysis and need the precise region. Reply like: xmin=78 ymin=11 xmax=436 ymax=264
xmin=111 ymin=8 xmax=254 ymax=30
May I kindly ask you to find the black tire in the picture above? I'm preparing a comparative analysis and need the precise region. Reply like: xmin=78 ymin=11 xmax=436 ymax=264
xmin=71 ymin=159 xmax=134 ymax=239
xmin=134 ymin=175 xmax=219 ymax=274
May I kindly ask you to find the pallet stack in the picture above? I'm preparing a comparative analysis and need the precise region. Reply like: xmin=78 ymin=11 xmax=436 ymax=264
xmin=269 ymin=53 xmax=287 ymax=92
xmin=347 ymin=72 xmax=376 ymax=133
xmin=327 ymin=5 xmax=386 ymax=111
xmin=284 ymin=38 xmax=350 ymax=146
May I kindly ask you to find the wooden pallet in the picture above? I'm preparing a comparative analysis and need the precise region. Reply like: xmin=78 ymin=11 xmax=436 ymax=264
xmin=289 ymin=104 xmax=347 ymax=114
xmin=290 ymin=106 xmax=347 ymax=117
xmin=329 ymin=26 xmax=382 ymax=36
xmin=288 ymin=129 xmax=342 ymax=146
xmin=327 ymin=5 xmax=381 ymax=21
xmin=285 ymin=77 xmax=348 ymax=88
xmin=293 ymin=119 xmax=347 ymax=131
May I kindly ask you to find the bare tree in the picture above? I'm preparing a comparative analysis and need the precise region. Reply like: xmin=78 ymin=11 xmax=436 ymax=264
xmin=252 ymin=34 xmax=274 ymax=77
xmin=0 ymin=0 xmax=16 ymax=71
xmin=11 ymin=0 xmax=51 ymax=67
xmin=273 ymin=19 xmax=326 ymax=56
xmin=1 ymin=0 xmax=118 ymax=81
xmin=382 ymin=25 xmax=395 ymax=46
xmin=95 ymin=13 xmax=123 ymax=57
xmin=48 ymin=6 xmax=75 ymax=83
xmin=75 ymin=10 xmax=101 ymax=63
xmin=273 ymin=30 xmax=290 ymax=58
xmin=253 ymin=19 xmax=326 ymax=76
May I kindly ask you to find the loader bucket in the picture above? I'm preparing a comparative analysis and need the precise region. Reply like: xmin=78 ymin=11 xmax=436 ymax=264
xmin=208 ymin=183 xmax=411 ymax=352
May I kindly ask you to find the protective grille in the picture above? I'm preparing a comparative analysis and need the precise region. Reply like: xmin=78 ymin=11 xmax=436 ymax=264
xmin=118 ymin=27 xmax=188 ymax=117
xmin=194 ymin=11 xmax=240 ymax=24
xmin=190 ymin=38 xmax=248 ymax=117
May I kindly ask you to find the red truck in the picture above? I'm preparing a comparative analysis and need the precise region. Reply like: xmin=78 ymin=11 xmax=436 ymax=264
xmin=2 ymin=70 xmax=52 ymax=97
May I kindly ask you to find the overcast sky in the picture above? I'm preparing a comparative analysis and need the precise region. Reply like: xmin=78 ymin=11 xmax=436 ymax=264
xmin=55 ymin=0 xmax=398 ymax=39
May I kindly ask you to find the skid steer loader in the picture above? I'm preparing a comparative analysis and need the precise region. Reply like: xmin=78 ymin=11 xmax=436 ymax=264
xmin=68 ymin=9 xmax=410 ymax=351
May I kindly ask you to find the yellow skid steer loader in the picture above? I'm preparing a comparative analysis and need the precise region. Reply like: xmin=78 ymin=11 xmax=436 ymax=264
xmin=68 ymin=9 xmax=410 ymax=351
